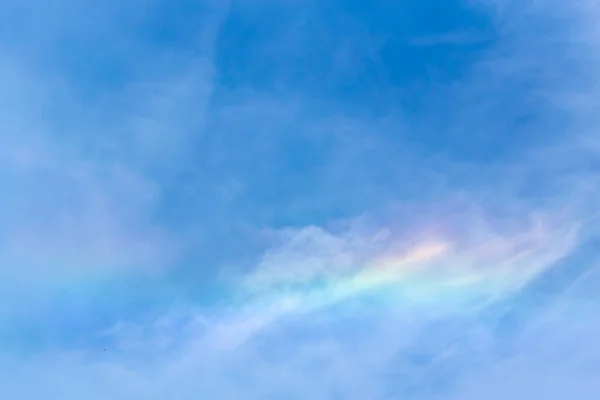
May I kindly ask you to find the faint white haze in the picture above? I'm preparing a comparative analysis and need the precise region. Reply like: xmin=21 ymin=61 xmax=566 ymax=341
xmin=0 ymin=0 xmax=599 ymax=399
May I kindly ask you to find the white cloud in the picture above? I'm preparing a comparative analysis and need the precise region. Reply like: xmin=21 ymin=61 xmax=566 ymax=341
xmin=0 ymin=3 xmax=225 ymax=291
xmin=2 ymin=0 xmax=600 ymax=399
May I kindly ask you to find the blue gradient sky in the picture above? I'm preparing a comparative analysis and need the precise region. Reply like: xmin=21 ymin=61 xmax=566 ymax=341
xmin=1 ymin=0 xmax=600 ymax=398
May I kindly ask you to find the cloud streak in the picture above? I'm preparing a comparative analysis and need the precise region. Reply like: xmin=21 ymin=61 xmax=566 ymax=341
xmin=1 ymin=0 xmax=600 ymax=399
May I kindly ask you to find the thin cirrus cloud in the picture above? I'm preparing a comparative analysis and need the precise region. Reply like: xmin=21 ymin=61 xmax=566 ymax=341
xmin=1 ymin=0 xmax=600 ymax=399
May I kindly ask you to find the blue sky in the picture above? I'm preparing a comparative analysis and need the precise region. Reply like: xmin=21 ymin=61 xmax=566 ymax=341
xmin=1 ymin=0 xmax=600 ymax=398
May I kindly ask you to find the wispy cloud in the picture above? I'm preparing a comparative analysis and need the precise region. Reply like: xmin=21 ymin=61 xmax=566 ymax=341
xmin=2 ymin=0 xmax=600 ymax=399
